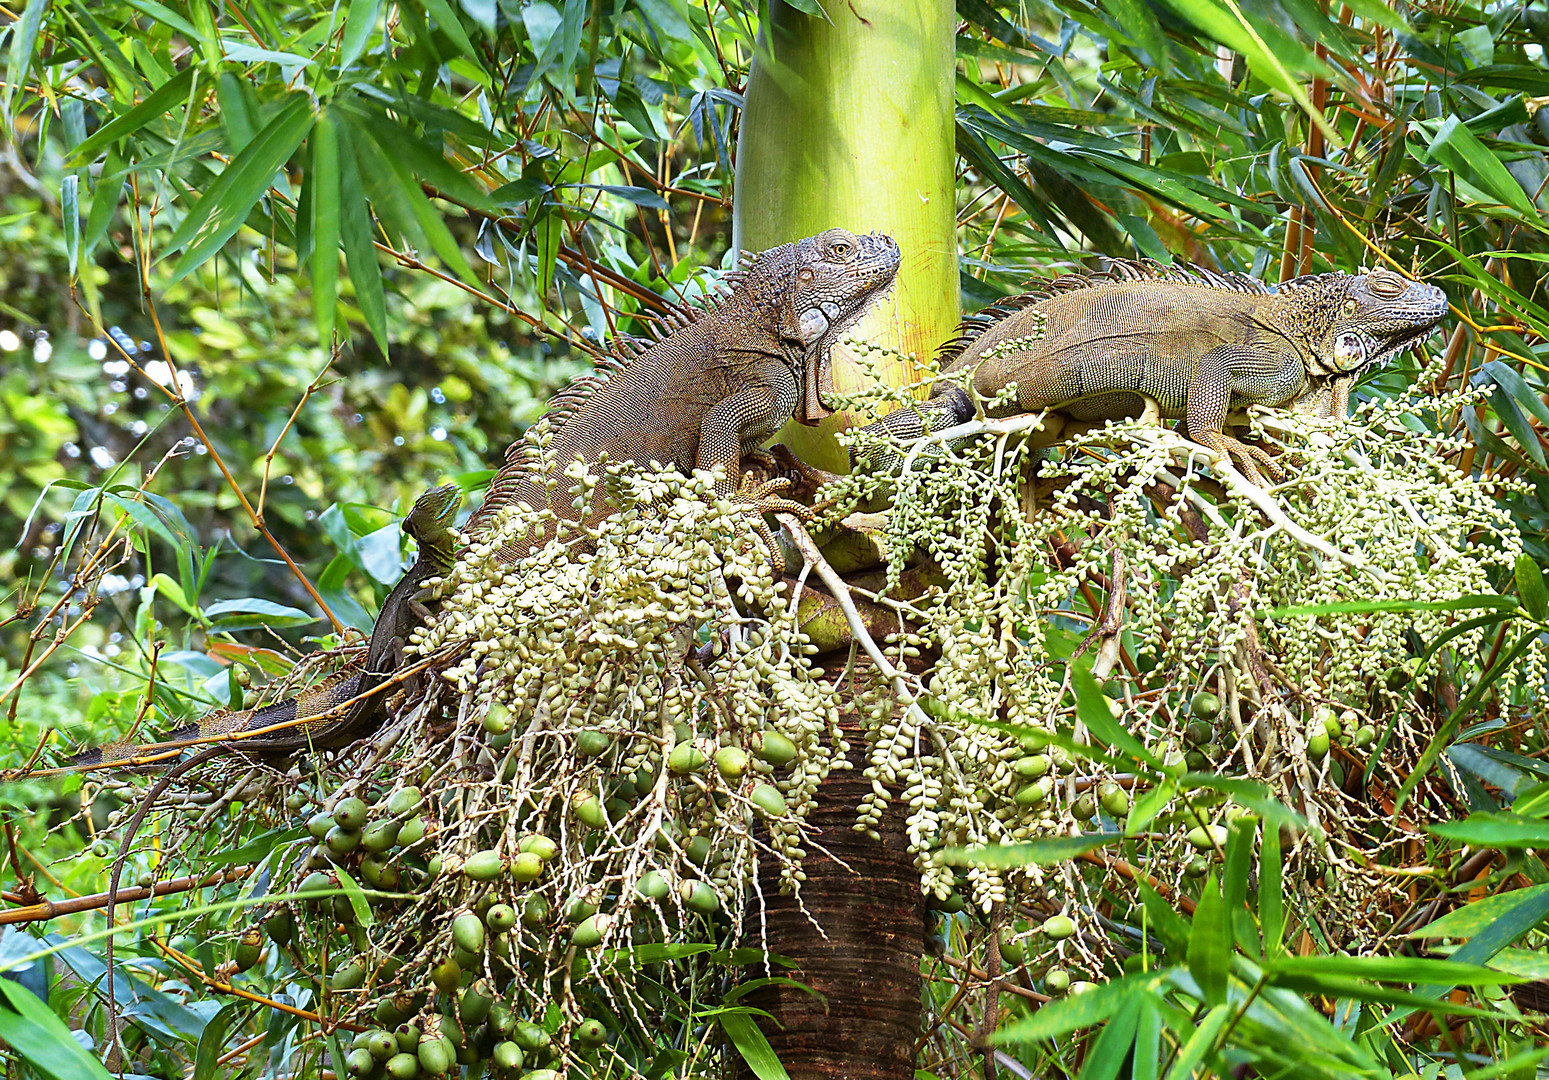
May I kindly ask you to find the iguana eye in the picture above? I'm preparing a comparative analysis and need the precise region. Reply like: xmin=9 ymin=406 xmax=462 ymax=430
xmin=1367 ymin=271 xmax=1408 ymax=299
xmin=830 ymin=240 xmax=852 ymax=258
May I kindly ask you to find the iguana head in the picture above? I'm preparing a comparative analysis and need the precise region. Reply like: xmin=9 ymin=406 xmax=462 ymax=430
xmin=1281 ymin=267 xmax=1448 ymax=378
xmin=750 ymin=228 xmax=901 ymax=424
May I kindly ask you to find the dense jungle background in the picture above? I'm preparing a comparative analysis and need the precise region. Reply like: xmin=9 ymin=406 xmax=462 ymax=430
xmin=4 ymin=0 xmax=1549 ymax=1076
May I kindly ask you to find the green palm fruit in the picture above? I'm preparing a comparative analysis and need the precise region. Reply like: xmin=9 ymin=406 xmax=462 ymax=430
xmin=363 ymin=820 xmax=401 ymax=853
xmin=452 ymin=915 xmax=486 ymax=955
xmin=232 ymin=929 xmax=263 ymax=972
xmin=714 ymin=746 xmax=749 ymax=780
xmin=575 ymin=730 xmax=611 ymax=757
xmin=385 ymin=1052 xmax=420 ymax=1078
xmin=1041 ymin=915 xmax=1076 ymax=940
xmin=636 ymin=871 xmax=670 ymax=901
xmin=431 ymin=958 xmax=462 ymax=994
xmin=492 ymin=1041 xmax=523 ymax=1071
xmin=750 ymin=784 xmax=787 ymax=817
xmin=570 ymin=791 xmax=607 ymax=829
xmin=571 ymin=913 xmax=611 ymax=948
xmin=462 ymin=850 xmax=505 ymax=882
xmin=509 ymin=852 xmax=545 ymax=883
xmin=333 ymin=797 xmax=369 ymax=831
xmin=330 ymin=958 xmax=367 ymax=991
xmin=573 ymin=1018 xmax=607 ymax=1048
xmin=459 ymin=980 xmax=494 ymax=1025
xmin=264 ymin=909 xmax=294 ymax=946
xmin=755 ymin=731 xmax=798 ymax=767
xmin=521 ymin=895 xmax=550 ymax=929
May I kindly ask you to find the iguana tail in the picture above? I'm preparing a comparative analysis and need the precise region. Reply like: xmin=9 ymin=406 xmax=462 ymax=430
xmin=14 ymin=483 xmax=462 ymax=782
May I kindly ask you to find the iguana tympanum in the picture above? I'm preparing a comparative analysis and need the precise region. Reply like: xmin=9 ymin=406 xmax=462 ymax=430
xmin=862 ymin=262 xmax=1447 ymax=480
xmin=465 ymin=228 xmax=901 ymax=565
xmin=33 ymin=482 xmax=461 ymax=777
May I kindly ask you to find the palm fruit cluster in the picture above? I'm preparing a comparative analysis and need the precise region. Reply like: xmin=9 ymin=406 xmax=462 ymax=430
xmin=85 ymin=342 xmax=1538 ymax=1050
xmin=192 ymin=462 xmax=848 ymax=1075
xmin=821 ymin=339 xmax=1527 ymax=967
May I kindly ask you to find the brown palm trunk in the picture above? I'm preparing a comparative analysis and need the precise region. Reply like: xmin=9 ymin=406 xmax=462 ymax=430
xmin=739 ymin=718 xmax=923 ymax=1080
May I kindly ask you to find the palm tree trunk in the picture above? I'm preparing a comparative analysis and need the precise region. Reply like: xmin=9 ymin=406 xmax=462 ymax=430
xmin=733 ymin=2 xmax=957 ymax=1073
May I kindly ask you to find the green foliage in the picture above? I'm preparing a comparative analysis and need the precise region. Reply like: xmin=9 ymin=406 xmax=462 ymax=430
xmin=2 ymin=0 xmax=1549 ymax=1075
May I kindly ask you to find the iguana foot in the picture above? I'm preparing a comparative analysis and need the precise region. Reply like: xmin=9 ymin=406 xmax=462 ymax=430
xmin=732 ymin=475 xmax=812 ymax=574
xmin=1199 ymin=431 xmax=1285 ymax=487
xmin=742 ymin=445 xmax=844 ymax=506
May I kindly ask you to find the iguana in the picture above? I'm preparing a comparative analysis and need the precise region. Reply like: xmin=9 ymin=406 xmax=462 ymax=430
xmin=860 ymin=262 xmax=1447 ymax=480
xmin=31 ymin=482 xmax=462 ymax=777
xmin=465 ymin=227 xmax=901 ymax=564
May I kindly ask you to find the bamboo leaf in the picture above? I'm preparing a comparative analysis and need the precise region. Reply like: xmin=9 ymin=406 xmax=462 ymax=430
xmin=939 ymin=832 xmax=1122 ymax=867
xmin=193 ymin=1001 xmax=245 ymax=1080
xmin=1078 ymin=996 xmax=1140 ymax=1080
xmin=310 ymin=111 xmax=341 ymax=345
xmin=1409 ymin=884 xmax=1549 ymax=940
xmin=166 ymin=94 xmax=314 ymax=283
xmin=61 ymin=173 xmax=79 ymax=277
xmin=1429 ymin=812 xmax=1549 ymax=849
xmin=339 ymin=0 xmax=385 ymax=71
xmin=1516 ymin=553 xmax=1549 ymax=623
xmin=1259 ymin=821 xmax=1283 ymax=955
xmin=1187 ymin=872 xmax=1230 ymax=1006
xmin=4 ymin=0 xmax=50 ymax=123
xmin=1425 ymin=117 xmax=1541 ymax=223
xmin=719 ymin=1012 xmax=791 ymax=1080
xmin=336 ymin=118 xmax=389 ymax=353
xmin=994 ymin=973 xmax=1150 ymax=1041
xmin=66 ymin=64 xmax=197 ymax=166
xmin=1263 ymin=595 xmax=1517 ymax=618
xmin=1163 ymin=1004 xmax=1229 ymax=1079
xmin=1074 ymin=664 xmax=1160 ymax=768
xmin=0 ymin=979 xmax=113 ymax=1080
xmin=1261 ymin=955 xmax=1526 ymax=985
xmin=416 ymin=0 xmax=478 ymax=62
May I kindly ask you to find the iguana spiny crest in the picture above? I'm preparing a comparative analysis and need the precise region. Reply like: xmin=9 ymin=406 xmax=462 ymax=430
xmin=467 ymin=228 xmax=901 ymax=563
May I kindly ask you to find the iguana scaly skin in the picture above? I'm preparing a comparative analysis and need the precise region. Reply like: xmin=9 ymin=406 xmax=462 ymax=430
xmin=466 ymin=228 xmax=901 ymax=564
xmin=34 ymin=483 xmax=461 ymax=776
xmin=866 ymin=262 xmax=1447 ymax=480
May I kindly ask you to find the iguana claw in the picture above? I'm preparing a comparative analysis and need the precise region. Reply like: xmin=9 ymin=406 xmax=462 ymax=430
xmin=733 ymin=474 xmax=813 ymax=574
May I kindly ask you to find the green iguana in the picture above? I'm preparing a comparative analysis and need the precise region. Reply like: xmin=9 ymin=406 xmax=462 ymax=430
xmin=466 ymin=227 xmax=901 ymax=564
xmin=862 ymin=262 xmax=1447 ymax=480
xmin=33 ymin=482 xmax=461 ymax=776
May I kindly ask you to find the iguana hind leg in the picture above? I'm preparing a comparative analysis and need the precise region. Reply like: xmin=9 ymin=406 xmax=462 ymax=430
xmin=734 ymin=472 xmax=816 ymax=575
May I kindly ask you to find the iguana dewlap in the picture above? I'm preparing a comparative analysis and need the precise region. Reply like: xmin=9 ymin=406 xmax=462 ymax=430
xmin=466 ymin=228 xmax=901 ymax=563
xmin=40 ymin=484 xmax=461 ymax=774
xmin=869 ymin=262 xmax=1447 ymax=479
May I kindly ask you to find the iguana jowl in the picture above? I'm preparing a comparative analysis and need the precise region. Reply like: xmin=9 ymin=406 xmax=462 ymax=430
xmin=867 ymin=262 xmax=1447 ymax=479
xmin=42 ymin=483 xmax=461 ymax=774
xmin=467 ymin=228 xmax=901 ymax=562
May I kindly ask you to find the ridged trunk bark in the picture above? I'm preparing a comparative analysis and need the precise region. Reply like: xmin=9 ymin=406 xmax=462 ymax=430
xmin=738 ymin=718 xmax=924 ymax=1080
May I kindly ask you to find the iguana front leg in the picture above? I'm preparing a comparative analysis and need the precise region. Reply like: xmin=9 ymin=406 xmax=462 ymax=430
xmin=1187 ymin=345 xmax=1305 ymax=484
xmin=694 ymin=388 xmax=813 ymax=573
